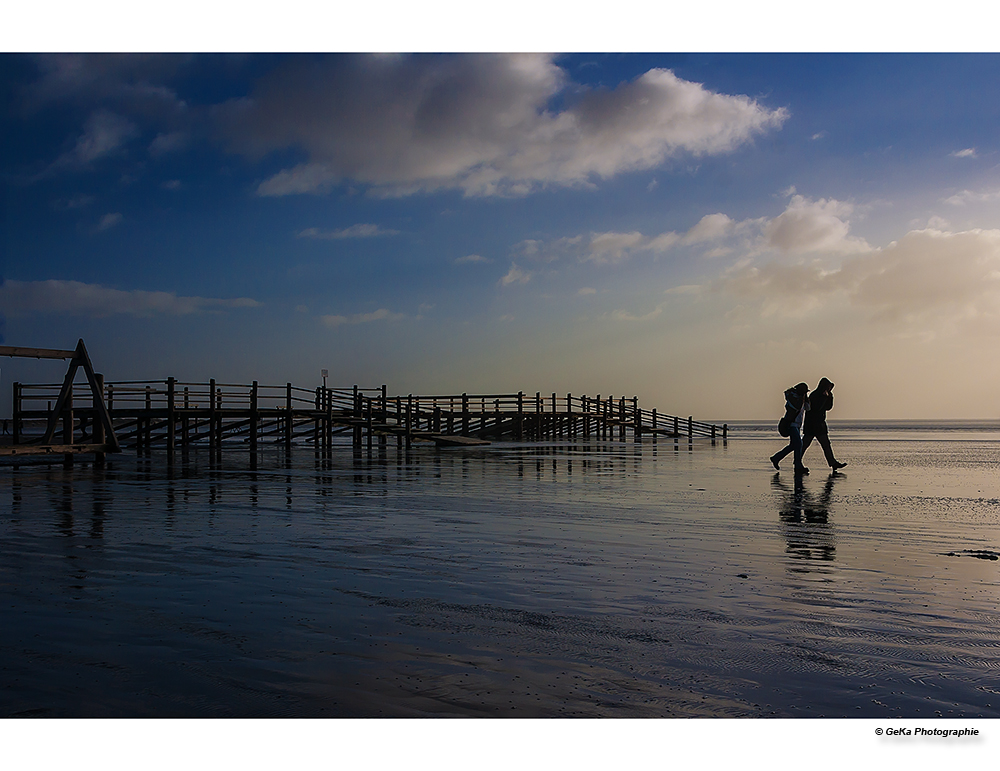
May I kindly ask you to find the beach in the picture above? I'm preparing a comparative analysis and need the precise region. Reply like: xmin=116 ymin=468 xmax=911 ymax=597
xmin=1 ymin=423 xmax=999 ymax=718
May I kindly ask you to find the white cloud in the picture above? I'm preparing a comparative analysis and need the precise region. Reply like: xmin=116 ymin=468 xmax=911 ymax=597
xmin=297 ymin=223 xmax=398 ymax=239
xmin=320 ymin=308 xmax=404 ymax=327
xmin=26 ymin=54 xmax=190 ymax=114
xmin=64 ymin=110 xmax=138 ymax=166
xmin=150 ymin=131 xmax=188 ymax=156
xmin=683 ymin=213 xmax=734 ymax=244
xmin=0 ymin=279 xmax=261 ymax=318
xmin=609 ymin=302 xmax=666 ymax=322
xmin=53 ymin=194 xmax=94 ymax=210
xmin=943 ymin=188 xmax=1000 ymax=206
xmin=219 ymin=54 xmax=787 ymax=198
xmin=950 ymin=148 xmax=977 ymax=158
xmin=500 ymin=263 xmax=531 ymax=286
xmin=763 ymin=194 xmax=871 ymax=254
xmin=717 ymin=227 xmax=1000 ymax=322
xmin=811 ymin=131 xmax=827 ymax=140
xmin=583 ymin=231 xmax=646 ymax=264
xmin=578 ymin=287 xmax=597 ymax=296
xmin=95 ymin=212 xmax=122 ymax=232
xmin=454 ymin=254 xmax=491 ymax=264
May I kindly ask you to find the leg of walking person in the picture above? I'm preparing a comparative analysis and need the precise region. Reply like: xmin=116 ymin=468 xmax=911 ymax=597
xmin=771 ymin=439 xmax=795 ymax=468
xmin=816 ymin=431 xmax=846 ymax=469
xmin=792 ymin=427 xmax=808 ymax=474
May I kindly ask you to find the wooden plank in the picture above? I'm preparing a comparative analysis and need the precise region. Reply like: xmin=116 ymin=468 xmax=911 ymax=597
xmin=417 ymin=433 xmax=491 ymax=446
xmin=0 ymin=443 xmax=118 ymax=457
xmin=0 ymin=345 xmax=77 ymax=360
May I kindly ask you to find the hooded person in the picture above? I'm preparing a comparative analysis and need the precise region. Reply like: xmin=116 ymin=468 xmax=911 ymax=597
xmin=803 ymin=377 xmax=847 ymax=470
xmin=770 ymin=382 xmax=810 ymax=474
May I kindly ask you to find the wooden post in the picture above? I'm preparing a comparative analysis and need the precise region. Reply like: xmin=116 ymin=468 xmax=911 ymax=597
xmin=462 ymin=393 xmax=469 ymax=435
xmin=397 ymin=396 xmax=403 ymax=448
xmin=406 ymin=395 xmax=413 ymax=447
xmin=366 ymin=398 xmax=373 ymax=451
xmin=353 ymin=385 xmax=361 ymax=448
xmin=63 ymin=386 xmax=74 ymax=445
xmin=619 ymin=396 xmax=626 ymax=441
xmin=652 ymin=409 xmax=657 ymax=443
xmin=516 ymin=391 xmax=523 ymax=441
xmin=381 ymin=385 xmax=387 ymax=447
xmin=535 ymin=392 xmax=541 ymax=440
xmin=688 ymin=416 xmax=693 ymax=441
xmin=250 ymin=381 xmax=258 ymax=455
xmin=633 ymin=396 xmax=640 ymax=442
xmin=286 ymin=383 xmax=293 ymax=452
xmin=209 ymin=379 xmax=217 ymax=449
xmin=326 ymin=388 xmax=333 ymax=452
xmin=94 ymin=374 xmax=106 ymax=461
xmin=723 ymin=424 xmax=728 ymax=441
xmin=216 ymin=386 xmax=223 ymax=452
xmin=166 ymin=378 xmax=176 ymax=453
xmin=12 ymin=382 xmax=20 ymax=445
xmin=582 ymin=395 xmax=589 ymax=439
xmin=182 ymin=386 xmax=190 ymax=446
xmin=63 ymin=387 xmax=74 ymax=465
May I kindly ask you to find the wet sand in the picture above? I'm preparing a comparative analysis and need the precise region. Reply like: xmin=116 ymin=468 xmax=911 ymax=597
xmin=2 ymin=425 xmax=999 ymax=717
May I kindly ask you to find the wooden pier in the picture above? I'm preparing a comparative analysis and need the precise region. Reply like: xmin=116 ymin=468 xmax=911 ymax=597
xmin=8 ymin=378 xmax=727 ymax=458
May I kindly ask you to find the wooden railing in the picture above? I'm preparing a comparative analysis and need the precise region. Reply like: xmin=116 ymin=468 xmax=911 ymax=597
xmin=11 ymin=380 xmax=726 ymax=450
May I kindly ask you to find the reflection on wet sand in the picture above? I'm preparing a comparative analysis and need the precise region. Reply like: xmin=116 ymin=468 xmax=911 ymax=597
xmin=773 ymin=472 xmax=840 ymax=567
xmin=2 ymin=437 xmax=999 ymax=718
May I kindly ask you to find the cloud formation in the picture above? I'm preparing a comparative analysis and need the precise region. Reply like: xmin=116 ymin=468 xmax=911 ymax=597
xmin=762 ymin=195 xmax=870 ymax=254
xmin=219 ymin=54 xmax=787 ymax=198
xmin=454 ymin=254 xmax=491 ymax=264
xmin=500 ymin=263 xmax=531 ymax=286
xmin=320 ymin=308 xmax=404 ymax=327
xmin=297 ymin=223 xmax=398 ymax=239
xmin=718 ymin=227 xmax=1000 ymax=322
xmin=0 ymin=279 xmax=261 ymax=318
xmin=61 ymin=110 xmax=138 ymax=167
xmin=95 ymin=212 xmax=123 ymax=232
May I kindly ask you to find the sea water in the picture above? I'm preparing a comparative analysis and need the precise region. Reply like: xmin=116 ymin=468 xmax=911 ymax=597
xmin=2 ymin=423 xmax=999 ymax=717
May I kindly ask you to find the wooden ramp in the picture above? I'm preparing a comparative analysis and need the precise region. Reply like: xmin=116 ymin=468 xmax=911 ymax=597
xmin=414 ymin=433 xmax=491 ymax=447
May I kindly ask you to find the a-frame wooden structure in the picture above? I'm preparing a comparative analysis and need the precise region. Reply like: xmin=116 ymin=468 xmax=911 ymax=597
xmin=1 ymin=339 xmax=120 ymax=457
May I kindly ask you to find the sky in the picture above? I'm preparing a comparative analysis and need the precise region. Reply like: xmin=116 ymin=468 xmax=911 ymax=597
xmin=4 ymin=42 xmax=1000 ymax=420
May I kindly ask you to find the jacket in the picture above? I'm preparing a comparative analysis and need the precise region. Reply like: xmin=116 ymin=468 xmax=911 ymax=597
xmin=804 ymin=378 xmax=834 ymax=433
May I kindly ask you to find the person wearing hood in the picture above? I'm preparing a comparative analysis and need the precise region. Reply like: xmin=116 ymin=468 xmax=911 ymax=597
xmin=803 ymin=377 xmax=847 ymax=470
xmin=770 ymin=382 xmax=810 ymax=474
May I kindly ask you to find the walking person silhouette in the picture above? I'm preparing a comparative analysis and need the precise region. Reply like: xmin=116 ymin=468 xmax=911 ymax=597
xmin=802 ymin=377 xmax=847 ymax=470
xmin=770 ymin=382 xmax=810 ymax=474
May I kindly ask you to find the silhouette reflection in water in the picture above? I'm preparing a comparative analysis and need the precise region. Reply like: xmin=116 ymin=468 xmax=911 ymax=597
xmin=772 ymin=471 xmax=841 ymax=566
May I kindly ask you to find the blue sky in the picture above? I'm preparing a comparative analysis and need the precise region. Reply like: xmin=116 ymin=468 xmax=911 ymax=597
xmin=4 ymin=48 xmax=1000 ymax=419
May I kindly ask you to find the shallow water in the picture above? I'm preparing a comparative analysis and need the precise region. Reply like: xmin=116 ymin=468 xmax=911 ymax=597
xmin=2 ymin=427 xmax=999 ymax=717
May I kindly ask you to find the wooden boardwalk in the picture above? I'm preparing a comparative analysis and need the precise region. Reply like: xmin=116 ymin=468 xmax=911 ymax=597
xmin=7 ymin=378 xmax=727 ymax=458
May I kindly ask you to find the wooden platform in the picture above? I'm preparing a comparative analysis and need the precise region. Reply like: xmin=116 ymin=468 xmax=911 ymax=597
xmin=8 ymin=377 xmax=727 ymax=459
